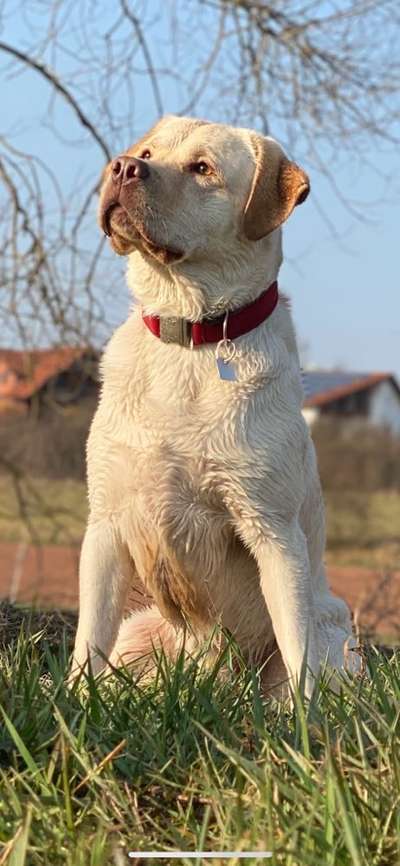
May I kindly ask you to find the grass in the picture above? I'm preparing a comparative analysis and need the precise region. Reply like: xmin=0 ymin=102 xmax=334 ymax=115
xmin=0 ymin=474 xmax=399 ymax=571
xmin=0 ymin=476 xmax=87 ymax=547
xmin=325 ymin=491 xmax=400 ymax=570
xmin=0 ymin=608 xmax=399 ymax=865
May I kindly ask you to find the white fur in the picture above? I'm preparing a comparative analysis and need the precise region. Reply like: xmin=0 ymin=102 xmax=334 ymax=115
xmin=72 ymin=117 xmax=360 ymax=696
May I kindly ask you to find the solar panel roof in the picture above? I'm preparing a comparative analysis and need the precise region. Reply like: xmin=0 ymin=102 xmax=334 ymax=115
xmin=302 ymin=370 xmax=372 ymax=400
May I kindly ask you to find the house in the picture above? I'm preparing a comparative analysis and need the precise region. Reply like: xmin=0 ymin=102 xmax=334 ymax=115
xmin=0 ymin=347 xmax=100 ymax=414
xmin=302 ymin=370 xmax=400 ymax=435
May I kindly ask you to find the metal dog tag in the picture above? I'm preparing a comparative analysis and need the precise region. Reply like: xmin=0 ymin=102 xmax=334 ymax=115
xmin=215 ymin=331 xmax=237 ymax=381
xmin=215 ymin=311 xmax=237 ymax=382
xmin=216 ymin=356 xmax=237 ymax=381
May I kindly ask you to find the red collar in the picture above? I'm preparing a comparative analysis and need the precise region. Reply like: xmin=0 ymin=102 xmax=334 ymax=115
xmin=142 ymin=281 xmax=278 ymax=347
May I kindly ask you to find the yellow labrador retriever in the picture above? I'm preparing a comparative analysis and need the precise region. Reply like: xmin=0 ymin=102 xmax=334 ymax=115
xmin=72 ymin=115 xmax=360 ymax=695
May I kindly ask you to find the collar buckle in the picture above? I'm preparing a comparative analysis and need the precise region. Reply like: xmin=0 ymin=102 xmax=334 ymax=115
xmin=159 ymin=316 xmax=191 ymax=347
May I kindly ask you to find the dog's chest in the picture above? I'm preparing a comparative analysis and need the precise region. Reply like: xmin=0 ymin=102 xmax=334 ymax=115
xmin=92 ymin=344 xmax=255 ymax=531
xmin=106 ymin=337 xmax=254 ymax=453
xmin=92 ymin=319 xmax=303 ymax=533
xmin=106 ymin=363 xmax=246 ymax=488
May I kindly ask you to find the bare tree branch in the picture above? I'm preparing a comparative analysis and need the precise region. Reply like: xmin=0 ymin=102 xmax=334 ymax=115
xmin=0 ymin=40 xmax=111 ymax=161
xmin=119 ymin=0 xmax=164 ymax=118
xmin=0 ymin=0 xmax=398 ymax=348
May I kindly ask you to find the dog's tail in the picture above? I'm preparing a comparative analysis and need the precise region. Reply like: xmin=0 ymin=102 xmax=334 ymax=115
xmin=109 ymin=605 xmax=191 ymax=670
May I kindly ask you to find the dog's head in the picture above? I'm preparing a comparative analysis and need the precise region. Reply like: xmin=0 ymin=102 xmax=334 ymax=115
xmin=99 ymin=115 xmax=309 ymax=266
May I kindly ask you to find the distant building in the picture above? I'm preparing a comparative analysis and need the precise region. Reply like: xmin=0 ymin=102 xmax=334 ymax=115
xmin=0 ymin=347 xmax=99 ymax=414
xmin=302 ymin=370 xmax=400 ymax=435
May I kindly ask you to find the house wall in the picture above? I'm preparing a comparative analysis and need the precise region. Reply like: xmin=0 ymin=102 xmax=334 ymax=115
xmin=0 ymin=362 xmax=25 ymax=413
xmin=0 ymin=362 xmax=19 ymax=398
xmin=368 ymin=381 xmax=400 ymax=435
xmin=319 ymin=390 xmax=369 ymax=418
xmin=302 ymin=407 xmax=320 ymax=427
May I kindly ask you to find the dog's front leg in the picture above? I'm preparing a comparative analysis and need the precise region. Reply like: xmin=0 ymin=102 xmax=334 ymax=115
xmin=237 ymin=515 xmax=320 ymax=696
xmin=71 ymin=521 xmax=132 ymax=679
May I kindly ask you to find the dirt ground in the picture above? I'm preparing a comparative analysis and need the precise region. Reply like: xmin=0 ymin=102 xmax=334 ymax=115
xmin=0 ymin=540 xmax=398 ymax=642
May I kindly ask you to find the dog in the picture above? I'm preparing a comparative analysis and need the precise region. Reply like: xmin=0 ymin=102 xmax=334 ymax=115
xmin=71 ymin=115 xmax=360 ymax=695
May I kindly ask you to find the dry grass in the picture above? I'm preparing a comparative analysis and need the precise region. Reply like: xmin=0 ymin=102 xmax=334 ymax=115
xmin=0 ymin=475 xmax=87 ymax=546
xmin=325 ymin=490 xmax=400 ymax=569
xmin=0 ymin=600 xmax=77 ymax=650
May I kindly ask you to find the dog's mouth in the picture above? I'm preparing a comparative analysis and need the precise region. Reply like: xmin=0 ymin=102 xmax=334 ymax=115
xmin=101 ymin=203 xmax=131 ymax=239
xmin=101 ymin=203 xmax=184 ymax=265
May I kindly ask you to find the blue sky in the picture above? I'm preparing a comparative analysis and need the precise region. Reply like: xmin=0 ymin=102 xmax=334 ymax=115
xmin=282 ymin=152 xmax=400 ymax=374
xmin=1 ymin=4 xmax=399 ymax=376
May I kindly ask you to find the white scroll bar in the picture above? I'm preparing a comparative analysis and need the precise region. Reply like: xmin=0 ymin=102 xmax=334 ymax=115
xmin=128 ymin=853 xmax=273 ymax=859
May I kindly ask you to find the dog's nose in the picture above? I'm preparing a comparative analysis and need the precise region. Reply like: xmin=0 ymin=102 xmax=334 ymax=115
xmin=111 ymin=156 xmax=150 ymax=184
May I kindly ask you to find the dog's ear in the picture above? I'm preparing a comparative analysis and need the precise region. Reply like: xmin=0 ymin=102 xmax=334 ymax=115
xmin=243 ymin=134 xmax=310 ymax=241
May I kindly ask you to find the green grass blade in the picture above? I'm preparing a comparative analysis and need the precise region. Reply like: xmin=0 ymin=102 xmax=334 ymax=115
xmin=1 ymin=706 xmax=42 ymax=778
xmin=9 ymin=805 xmax=32 ymax=866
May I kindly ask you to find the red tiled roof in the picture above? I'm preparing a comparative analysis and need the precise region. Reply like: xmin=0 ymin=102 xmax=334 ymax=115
xmin=0 ymin=347 xmax=89 ymax=401
xmin=303 ymin=372 xmax=398 ymax=408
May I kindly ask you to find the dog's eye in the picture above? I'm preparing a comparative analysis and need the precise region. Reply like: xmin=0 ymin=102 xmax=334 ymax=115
xmin=190 ymin=161 xmax=211 ymax=175
xmin=140 ymin=149 xmax=151 ymax=159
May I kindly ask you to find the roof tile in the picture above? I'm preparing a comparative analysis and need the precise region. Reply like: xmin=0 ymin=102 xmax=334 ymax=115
xmin=303 ymin=370 xmax=399 ymax=407
xmin=0 ymin=347 xmax=89 ymax=401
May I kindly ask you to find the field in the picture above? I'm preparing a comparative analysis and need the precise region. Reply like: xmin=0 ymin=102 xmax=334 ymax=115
xmin=0 ymin=475 xmax=399 ymax=863
xmin=0 ymin=611 xmax=399 ymax=866
xmin=324 ymin=491 xmax=400 ymax=571
xmin=0 ymin=475 xmax=399 ymax=571
xmin=0 ymin=477 xmax=399 ymax=864
xmin=0 ymin=476 xmax=87 ymax=548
